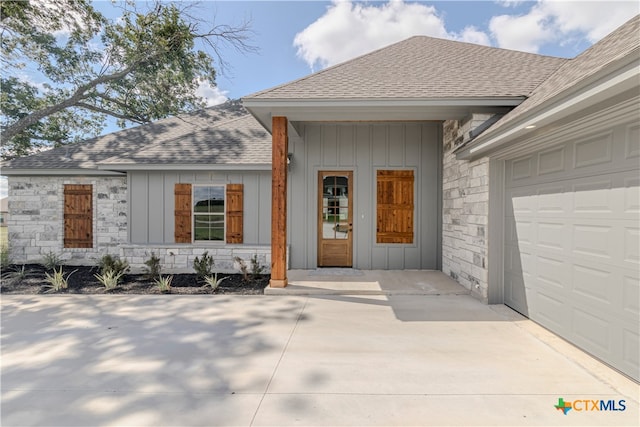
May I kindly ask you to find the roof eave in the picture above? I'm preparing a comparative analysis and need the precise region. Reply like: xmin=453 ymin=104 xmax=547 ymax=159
xmin=456 ymin=56 xmax=640 ymax=160
xmin=95 ymin=163 xmax=272 ymax=171
xmin=243 ymin=97 xmax=526 ymax=131
xmin=1 ymin=168 xmax=125 ymax=176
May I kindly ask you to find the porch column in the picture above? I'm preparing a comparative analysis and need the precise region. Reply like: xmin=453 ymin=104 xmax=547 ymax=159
xmin=270 ymin=116 xmax=288 ymax=288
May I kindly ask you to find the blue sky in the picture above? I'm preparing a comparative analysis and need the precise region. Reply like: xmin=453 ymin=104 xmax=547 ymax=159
xmin=1 ymin=1 xmax=638 ymax=198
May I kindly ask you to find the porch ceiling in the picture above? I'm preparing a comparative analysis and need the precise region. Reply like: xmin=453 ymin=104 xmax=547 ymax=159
xmin=243 ymin=98 xmax=524 ymax=132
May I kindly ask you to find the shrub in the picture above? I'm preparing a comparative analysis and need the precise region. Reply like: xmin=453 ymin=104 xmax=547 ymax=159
xmin=0 ymin=244 xmax=9 ymax=269
xmin=234 ymin=256 xmax=249 ymax=281
xmin=250 ymin=254 xmax=265 ymax=277
xmin=155 ymin=275 xmax=173 ymax=293
xmin=94 ymin=270 xmax=125 ymax=290
xmin=193 ymin=251 xmax=214 ymax=279
xmin=202 ymin=273 xmax=228 ymax=291
xmin=41 ymin=251 xmax=62 ymax=270
xmin=143 ymin=252 xmax=162 ymax=279
xmin=43 ymin=267 xmax=76 ymax=293
xmin=1 ymin=265 xmax=27 ymax=286
xmin=98 ymin=254 xmax=129 ymax=276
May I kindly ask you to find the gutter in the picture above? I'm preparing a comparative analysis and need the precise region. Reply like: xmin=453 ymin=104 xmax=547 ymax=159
xmin=456 ymin=54 xmax=640 ymax=160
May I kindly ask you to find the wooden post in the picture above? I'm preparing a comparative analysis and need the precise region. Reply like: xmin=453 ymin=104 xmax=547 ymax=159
xmin=270 ymin=116 xmax=288 ymax=287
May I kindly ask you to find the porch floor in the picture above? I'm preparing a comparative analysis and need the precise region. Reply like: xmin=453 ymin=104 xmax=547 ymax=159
xmin=265 ymin=269 xmax=470 ymax=295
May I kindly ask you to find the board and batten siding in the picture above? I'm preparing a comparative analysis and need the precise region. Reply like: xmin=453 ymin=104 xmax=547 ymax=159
xmin=128 ymin=171 xmax=271 ymax=244
xmin=289 ymin=122 xmax=442 ymax=270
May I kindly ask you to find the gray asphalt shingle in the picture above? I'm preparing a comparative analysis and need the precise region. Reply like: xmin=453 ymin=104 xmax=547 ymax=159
xmin=477 ymin=14 xmax=640 ymax=141
xmin=246 ymin=36 xmax=567 ymax=100
xmin=2 ymin=101 xmax=270 ymax=171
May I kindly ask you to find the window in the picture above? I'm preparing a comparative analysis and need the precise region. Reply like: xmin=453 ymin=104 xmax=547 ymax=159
xmin=193 ymin=186 xmax=225 ymax=241
xmin=376 ymin=170 xmax=414 ymax=244
xmin=174 ymin=183 xmax=243 ymax=244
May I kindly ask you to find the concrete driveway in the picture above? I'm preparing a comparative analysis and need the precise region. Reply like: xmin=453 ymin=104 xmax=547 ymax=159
xmin=1 ymin=294 xmax=638 ymax=426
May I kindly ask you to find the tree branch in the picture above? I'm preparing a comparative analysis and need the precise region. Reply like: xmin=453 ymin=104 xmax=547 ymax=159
xmin=3 ymin=64 xmax=137 ymax=140
xmin=75 ymin=101 xmax=148 ymax=123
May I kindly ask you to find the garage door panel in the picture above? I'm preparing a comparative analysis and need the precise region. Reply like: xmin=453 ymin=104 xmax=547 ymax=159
xmin=623 ymin=175 xmax=639 ymax=214
xmin=572 ymin=306 xmax=611 ymax=354
xmin=537 ymin=185 xmax=568 ymax=215
xmin=622 ymin=328 xmax=639 ymax=375
xmin=509 ymin=155 xmax=534 ymax=181
xmin=622 ymin=275 xmax=639 ymax=316
xmin=573 ymin=179 xmax=615 ymax=215
xmin=538 ymin=146 xmax=566 ymax=176
xmin=537 ymin=255 xmax=567 ymax=289
xmin=572 ymin=264 xmax=613 ymax=305
xmin=572 ymin=223 xmax=614 ymax=260
xmin=624 ymin=123 xmax=639 ymax=159
xmin=534 ymin=290 xmax=568 ymax=333
xmin=537 ymin=222 xmax=566 ymax=251
xmin=574 ymin=132 xmax=614 ymax=169
xmin=623 ymin=227 xmax=639 ymax=264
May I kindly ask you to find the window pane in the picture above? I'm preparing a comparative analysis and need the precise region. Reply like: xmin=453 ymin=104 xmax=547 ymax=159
xmin=194 ymin=186 xmax=225 ymax=214
xmin=193 ymin=185 xmax=225 ymax=241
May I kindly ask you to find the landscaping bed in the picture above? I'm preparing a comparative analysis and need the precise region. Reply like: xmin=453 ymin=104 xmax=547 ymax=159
xmin=0 ymin=264 xmax=269 ymax=295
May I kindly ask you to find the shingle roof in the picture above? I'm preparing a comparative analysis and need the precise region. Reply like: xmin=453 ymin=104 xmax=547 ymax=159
xmin=475 ymin=14 xmax=640 ymax=142
xmin=2 ymin=101 xmax=271 ymax=171
xmin=246 ymin=36 xmax=567 ymax=100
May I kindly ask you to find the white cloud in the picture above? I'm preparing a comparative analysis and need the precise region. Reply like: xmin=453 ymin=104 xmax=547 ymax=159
xmin=490 ymin=0 xmax=639 ymax=53
xmin=294 ymin=0 xmax=454 ymax=69
xmin=294 ymin=0 xmax=638 ymax=69
xmin=455 ymin=26 xmax=491 ymax=46
xmin=195 ymin=80 xmax=228 ymax=107
xmin=489 ymin=9 xmax=554 ymax=53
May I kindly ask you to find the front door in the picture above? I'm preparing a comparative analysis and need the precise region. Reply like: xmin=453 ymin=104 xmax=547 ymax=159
xmin=318 ymin=171 xmax=353 ymax=267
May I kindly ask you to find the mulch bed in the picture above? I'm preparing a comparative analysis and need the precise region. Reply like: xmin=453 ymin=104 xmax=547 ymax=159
xmin=0 ymin=264 xmax=269 ymax=295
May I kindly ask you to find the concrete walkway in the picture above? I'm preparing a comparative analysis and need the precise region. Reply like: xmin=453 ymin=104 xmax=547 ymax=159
xmin=1 ymin=293 xmax=638 ymax=426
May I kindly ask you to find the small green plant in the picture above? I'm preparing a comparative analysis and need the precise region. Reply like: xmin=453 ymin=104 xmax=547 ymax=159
xmin=250 ymin=254 xmax=265 ymax=277
xmin=1 ymin=265 xmax=28 ymax=286
xmin=234 ymin=256 xmax=249 ymax=281
xmin=155 ymin=275 xmax=173 ymax=293
xmin=98 ymin=254 xmax=129 ymax=276
xmin=143 ymin=252 xmax=162 ymax=279
xmin=0 ymin=244 xmax=10 ymax=269
xmin=193 ymin=251 xmax=214 ymax=279
xmin=202 ymin=272 xmax=228 ymax=291
xmin=94 ymin=270 xmax=126 ymax=290
xmin=43 ymin=267 xmax=76 ymax=293
xmin=41 ymin=251 xmax=62 ymax=270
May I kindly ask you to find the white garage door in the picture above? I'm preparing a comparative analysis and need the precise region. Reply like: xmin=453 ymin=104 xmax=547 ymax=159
xmin=504 ymin=114 xmax=639 ymax=381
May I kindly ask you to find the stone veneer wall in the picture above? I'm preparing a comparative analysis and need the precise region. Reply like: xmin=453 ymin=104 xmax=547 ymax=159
xmin=119 ymin=245 xmax=275 ymax=274
xmin=442 ymin=116 xmax=492 ymax=301
xmin=7 ymin=176 xmax=127 ymax=264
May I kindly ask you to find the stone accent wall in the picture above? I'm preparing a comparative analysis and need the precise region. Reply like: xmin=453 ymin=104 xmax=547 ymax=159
xmin=442 ymin=115 xmax=492 ymax=301
xmin=119 ymin=244 xmax=278 ymax=274
xmin=7 ymin=176 xmax=127 ymax=265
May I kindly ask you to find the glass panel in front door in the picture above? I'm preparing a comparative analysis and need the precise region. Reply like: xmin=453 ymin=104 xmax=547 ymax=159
xmin=322 ymin=175 xmax=349 ymax=240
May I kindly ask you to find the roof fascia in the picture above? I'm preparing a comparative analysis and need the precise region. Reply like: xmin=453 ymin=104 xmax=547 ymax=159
xmin=244 ymin=98 xmax=525 ymax=132
xmin=1 ymin=168 xmax=125 ymax=176
xmin=95 ymin=163 xmax=272 ymax=171
xmin=457 ymin=54 xmax=640 ymax=160
xmin=243 ymin=97 xmax=525 ymax=108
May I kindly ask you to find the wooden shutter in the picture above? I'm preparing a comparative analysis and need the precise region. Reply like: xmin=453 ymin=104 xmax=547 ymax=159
xmin=64 ymin=184 xmax=93 ymax=248
xmin=174 ymin=183 xmax=192 ymax=243
xmin=376 ymin=170 xmax=414 ymax=244
xmin=226 ymin=184 xmax=243 ymax=243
